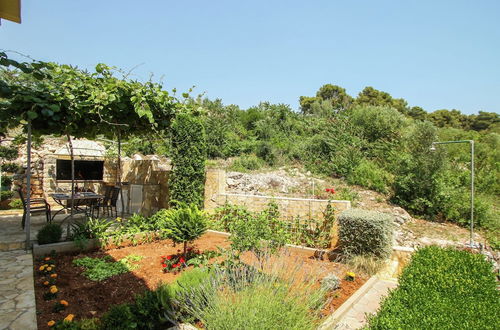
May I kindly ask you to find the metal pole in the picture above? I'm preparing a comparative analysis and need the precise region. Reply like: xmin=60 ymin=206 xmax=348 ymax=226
xmin=470 ymin=140 xmax=474 ymax=246
xmin=117 ymin=129 xmax=125 ymax=217
xmin=25 ymin=121 xmax=32 ymax=251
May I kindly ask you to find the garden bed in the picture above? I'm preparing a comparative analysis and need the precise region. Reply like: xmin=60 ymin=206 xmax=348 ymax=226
xmin=34 ymin=231 xmax=366 ymax=329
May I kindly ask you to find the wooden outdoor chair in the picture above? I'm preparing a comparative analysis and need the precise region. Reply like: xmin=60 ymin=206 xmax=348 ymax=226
xmin=88 ymin=185 xmax=113 ymax=218
xmin=18 ymin=189 xmax=51 ymax=229
xmin=107 ymin=187 xmax=121 ymax=218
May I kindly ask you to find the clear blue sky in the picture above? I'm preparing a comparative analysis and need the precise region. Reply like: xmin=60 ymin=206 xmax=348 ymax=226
xmin=1 ymin=0 xmax=499 ymax=114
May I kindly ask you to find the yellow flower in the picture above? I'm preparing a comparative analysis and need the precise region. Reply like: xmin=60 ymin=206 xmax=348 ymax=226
xmin=50 ymin=285 xmax=58 ymax=294
xmin=60 ymin=300 xmax=69 ymax=307
xmin=346 ymin=271 xmax=356 ymax=278
xmin=43 ymin=264 xmax=49 ymax=268
xmin=50 ymin=274 xmax=57 ymax=278
xmin=47 ymin=320 xmax=55 ymax=327
xmin=64 ymin=314 xmax=75 ymax=322
xmin=44 ymin=257 xmax=51 ymax=261
xmin=43 ymin=281 xmax=49 ymax=286
xmin=46 ymin=267 xmax=52 ymax=272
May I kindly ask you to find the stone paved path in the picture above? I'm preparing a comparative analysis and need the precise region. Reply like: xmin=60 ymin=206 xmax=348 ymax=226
xmin=0 ymin=250 xmax=37 ymax=330
xmin=333 ymin=278 xmax=398 ymax=329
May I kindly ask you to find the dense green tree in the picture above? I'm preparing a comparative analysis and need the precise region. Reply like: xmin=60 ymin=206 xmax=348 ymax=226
xmin=355 ymin=86 xmax=409 ymax=114
xmin=299 ymin=96 xmax=319 ymax=114
xmin=427 ymin=109 xmax=471 ymax=129
xmin=470 ymin=111 xmax=499 ymax=131
xmin=299 ymin=84 xmax=353 ymax=115
xmin=391 ymin=121 xmax=448 ymax=216
xmin=408 ymin=106 xmax=427 ymax=121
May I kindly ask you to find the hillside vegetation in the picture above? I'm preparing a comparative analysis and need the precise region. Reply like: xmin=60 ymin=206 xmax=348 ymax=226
xmin=122 ymin=85 xmax=500 ymax=248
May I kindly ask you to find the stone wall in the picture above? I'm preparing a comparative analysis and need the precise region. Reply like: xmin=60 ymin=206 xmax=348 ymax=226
xmin=204 ymin=169 xmax=351 ymax=219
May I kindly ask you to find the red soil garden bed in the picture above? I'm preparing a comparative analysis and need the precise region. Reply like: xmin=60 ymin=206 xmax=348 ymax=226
xmin=34 ymin=232 xmax=366 ymax=329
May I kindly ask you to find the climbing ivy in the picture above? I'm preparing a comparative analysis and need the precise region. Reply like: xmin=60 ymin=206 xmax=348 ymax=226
xmin=169 ymin=113 xmax=207 ymax=207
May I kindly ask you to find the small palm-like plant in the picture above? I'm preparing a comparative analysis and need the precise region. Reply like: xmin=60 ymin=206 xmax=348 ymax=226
xmin=167 ymin=203 xmax=207 ymax=258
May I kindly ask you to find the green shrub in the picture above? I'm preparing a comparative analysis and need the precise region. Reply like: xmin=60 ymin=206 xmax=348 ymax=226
xmin=207 ymin=203 xmax=251 ymax=232
xmin=100 ymin=304 xmax=137 ymax=330
xmin=321 ymin=273 xmax=340 ymax=291
xmin=229 ymin=202 xmax=290 ymax=261
xmin=347 ymin=159 xmax=392 ymax=193
xmin=229 ymin=154 xmax=265 ymax=171
xmin=129 ymin=290 xmax=164 ymax=330
xmin=1 ymin=175 xmax=13 ymax=188
xmin=37 ymin=224 xmax=62 ymax=245
xmin=0 ymin=190 xmax=14 ymax=201
xmin=338 ymin=208 xmax=393 ymax=258
xmin=8 ymin=198 xmax=23 ymax=209
xmin=156 ymin=267 xmax=213 ymax=323
xmin=72 ymin=255 xmax=143 ymax=281
xmin=0 ymin=145 xmax=18 ymax=160
xmin=335 ymin=187 xmax=360 ymax=204
xmin=1 ymin=162 xmax=20 ymax=173
xmin=148 ymin=209 xmax=174 ymax=238
xmin=69 ymin=218 xmax=112 ymax=249
xmin=166 ymin=203 xmax=207 ymax=257
xmin=169 ymin=112 xmax=207 ymax=207
xmin=182 ymin=262 xmax=326 ymax=330
xmin=391 ymin=121 xmax=447 ymax=217
xmin=256 ymin=142 xmax=279 ymax=166
xmin=367 ymin=246 xmax=500 ymax=329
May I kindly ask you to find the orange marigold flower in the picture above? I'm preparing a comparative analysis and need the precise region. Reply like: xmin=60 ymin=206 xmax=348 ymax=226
xmin=43 ymin=281 xmax=49 ymax=286
xmin=60 ymin=300 xmax=69 ymax=306
xmin=44 ymin=257 xmax=51 ymax=261
xmin=47 ymin=320 xmax=55 ymax=327
xmin=64 ymin=314 xmax=75 ymax=322
xmin=50 ymin=274 xmax=57 ymax=278
xmin=39 ymin=265 xmax=45 ymax=271
xmin=50 ymin=286 xmax=58 ymax=294
xmin=46 ymin=267 xmax=52 ymax=272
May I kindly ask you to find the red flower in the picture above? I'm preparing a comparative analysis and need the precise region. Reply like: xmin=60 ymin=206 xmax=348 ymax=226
xmin=162 ymin=263 xmax=167 ymax=268
xmin=179 ymin=257 xmax=185 ymax=263
xmin=166 ymin=255 xmax=172 ymax=260
xmin=172 ymin=263 xmax=178 ymax=268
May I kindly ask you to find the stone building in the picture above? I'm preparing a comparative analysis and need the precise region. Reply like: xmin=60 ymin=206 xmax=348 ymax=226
xmin=15 ymin=139 xmax=170 ymax=216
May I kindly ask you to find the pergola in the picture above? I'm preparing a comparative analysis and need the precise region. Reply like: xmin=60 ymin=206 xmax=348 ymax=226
xmin=0 ymin=52 xmax=180 ymax=248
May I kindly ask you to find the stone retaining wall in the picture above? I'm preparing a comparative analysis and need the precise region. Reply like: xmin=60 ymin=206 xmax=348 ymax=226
xmin=204 ymin=169 xmax=351 ymax=219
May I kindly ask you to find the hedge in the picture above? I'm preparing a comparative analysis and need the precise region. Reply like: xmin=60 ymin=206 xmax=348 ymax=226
xmin=338 ymin=208 xmax=393 ymax=258
xmin=367 ymin=246 xmax=500 ymax=330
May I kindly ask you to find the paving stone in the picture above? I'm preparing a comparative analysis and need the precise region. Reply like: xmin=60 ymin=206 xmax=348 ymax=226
xmin=10 ymin=309 xmax=37 ymax=330
xmin=0 ymin=310 xmax=22 ymax=329
xmin=0 ymin=299 xmax=16 ymax=310
xmin=331 ymin=278 xmax=398 ymax=329
xmin=16 ymin=277 xmax=34 ymax=292
xmin=0 ymin=248 xmax=37 ymax=330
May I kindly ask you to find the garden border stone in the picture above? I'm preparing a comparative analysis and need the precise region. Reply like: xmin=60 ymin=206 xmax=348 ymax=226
xmin=32 ymin=229 xmax=331 ymax=258
xmin=318 ymin=275 xmax=378 ymax=329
